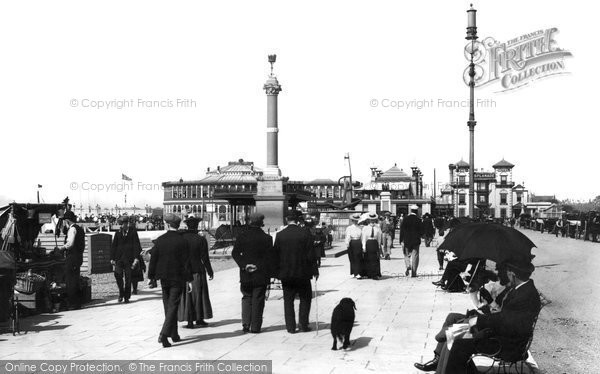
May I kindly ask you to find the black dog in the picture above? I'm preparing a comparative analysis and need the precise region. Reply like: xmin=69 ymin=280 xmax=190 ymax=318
xmin=331 ymin=297 xmax=356 ymax=350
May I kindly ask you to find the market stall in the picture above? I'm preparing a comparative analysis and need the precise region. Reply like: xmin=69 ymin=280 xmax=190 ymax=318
xmin=0 ymin=200 xmax=91 ymax=323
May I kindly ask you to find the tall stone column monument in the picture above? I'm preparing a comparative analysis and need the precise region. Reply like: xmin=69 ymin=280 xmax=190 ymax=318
xmin=256 ymin=54 xmax=287 ymax=232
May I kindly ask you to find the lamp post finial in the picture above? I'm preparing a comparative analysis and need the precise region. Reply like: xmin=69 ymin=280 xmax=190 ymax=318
xmin=268 ymin=54 xmax=277 ymax=76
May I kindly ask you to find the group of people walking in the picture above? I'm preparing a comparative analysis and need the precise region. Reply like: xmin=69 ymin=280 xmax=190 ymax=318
xmin=148 ymin=211 xmax=321 ymax=347
xmin=145 ymin=214 xmax=214 ymax=347
xmin=344 ymin=205 xmax=433 ymax=279
xmin=232 ymin=212 xmax=320 ymax=334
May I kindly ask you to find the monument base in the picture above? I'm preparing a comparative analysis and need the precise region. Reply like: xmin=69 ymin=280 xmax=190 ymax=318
xmin=256 ymin=178 xmax=286 ymax=234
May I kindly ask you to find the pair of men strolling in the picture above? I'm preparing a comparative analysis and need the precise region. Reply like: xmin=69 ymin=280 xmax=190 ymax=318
xmin=233 ymin=212 xmax=320 ymax=334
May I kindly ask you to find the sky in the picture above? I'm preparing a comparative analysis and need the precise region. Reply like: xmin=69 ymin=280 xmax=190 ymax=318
xmin=0 ymin=0 xmax=597 ymax=209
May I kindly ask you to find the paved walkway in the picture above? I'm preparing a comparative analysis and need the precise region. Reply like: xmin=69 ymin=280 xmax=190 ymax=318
xmin=1 ymin=238 xmax=475 ymax=374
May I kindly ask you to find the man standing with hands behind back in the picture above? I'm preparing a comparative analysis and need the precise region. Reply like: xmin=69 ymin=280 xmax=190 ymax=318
xmin=273 ymin=212 xmax=319 ymax=334
xmin=232 ymin=212 xmax=273 ymax=333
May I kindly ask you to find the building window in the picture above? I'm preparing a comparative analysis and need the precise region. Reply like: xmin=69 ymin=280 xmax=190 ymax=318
xmin=500 ymin=193 xmax=507 ymax=205
xmin=459 ymin=176 xmax=466 ymax=185
xmin=459 ymin=208 xmax=466 ymax=217
xmin=516 ymin=194 xmax=522 ymax=203
xmin=459 ymin=194 xmax=466 ymax=205
xmin=479 ymin=195 xmax=486 ymax=203
xmin=500 ymin=175 xmax=507 ymax=184
xmin=500 ymin=208 xmax=507 ymax=218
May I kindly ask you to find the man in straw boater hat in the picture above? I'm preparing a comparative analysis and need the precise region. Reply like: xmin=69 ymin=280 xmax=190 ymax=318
xmin=57 ymin=210 xmax=85 ymax=310
xmin=415 ymin=259 xmax=541 ymax=373
xmin=232 ymin=212 xmax=273 ymax=333
xmin=110 ymin=215 xmax=142 ymax=303
xmin=273 ymin=211 xmax=319 ymax=334
xmin=400 ymin=205 xmax=424 ymax=278
xmin=148 ymin=213 xmax=192 ymax=348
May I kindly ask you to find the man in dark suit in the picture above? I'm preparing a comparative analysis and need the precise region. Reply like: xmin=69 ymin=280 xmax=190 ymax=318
xmin=232 ymin=212 xmax=273 ymax=333
xmin=415 ymin=260 xmax=541 ymax=373
xmin=273 ymin=213 xmax=319 ymax=333
xmin=148 ymin=213 xmax=192 ymax=348
xmin=58 ymin=211 xmax=85 ymax=310
xmin=400 ymin=205 xmax=424 ymax=277
xmin=110 ymin=215 xmax=142 ymax=303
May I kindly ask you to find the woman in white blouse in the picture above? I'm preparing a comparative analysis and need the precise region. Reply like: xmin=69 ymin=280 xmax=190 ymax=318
xmin=344 ymin=213 xmax=364 ymax=278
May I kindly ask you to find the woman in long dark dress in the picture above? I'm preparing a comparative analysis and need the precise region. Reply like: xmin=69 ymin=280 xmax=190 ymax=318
xmin=344 ymin=213 xmax=364 ymax=278
xmin=178 ymin=216 xmax=214 ymax=328
xmin=361 ymin=214 xmax=382 ymax=279
xmin=128 ymin=220 xmax=145 ymax=295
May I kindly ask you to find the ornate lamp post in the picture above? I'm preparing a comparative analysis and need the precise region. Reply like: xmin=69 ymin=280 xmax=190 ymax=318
xmin=466 ymin=4 xmax=478 ymax=218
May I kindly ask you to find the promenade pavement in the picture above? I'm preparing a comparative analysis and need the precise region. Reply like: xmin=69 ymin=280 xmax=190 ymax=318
xmin=1 ymin=238 xmax=479 ymax=374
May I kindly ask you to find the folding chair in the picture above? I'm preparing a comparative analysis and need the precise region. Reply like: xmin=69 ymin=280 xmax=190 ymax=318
xmin=467 ymin=307 xmax=543 ymax=374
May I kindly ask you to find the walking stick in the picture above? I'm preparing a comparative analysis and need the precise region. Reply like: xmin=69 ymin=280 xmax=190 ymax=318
xmin=314 ymin=277 xmax=319 ymax=335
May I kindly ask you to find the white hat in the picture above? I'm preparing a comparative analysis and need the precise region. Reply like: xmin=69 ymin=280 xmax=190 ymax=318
xmin=409 ymin=205 xmax=419 ymax=211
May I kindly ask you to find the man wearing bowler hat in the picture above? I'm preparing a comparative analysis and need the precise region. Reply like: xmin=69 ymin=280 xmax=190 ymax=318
xmin=415 ymin=259 xmax=541 ymax=373
xmin=148 ymin=213 xmax=192 ymax=348
xmin=232 ymin=212 xmax=273 ymax=333
xmin=57 ymin=211 xmax=85 ymax=310
xmin=273 ymin=212 xmax=319 ymax=333
xmin=110 ymin=215 xmax=142 ymax=303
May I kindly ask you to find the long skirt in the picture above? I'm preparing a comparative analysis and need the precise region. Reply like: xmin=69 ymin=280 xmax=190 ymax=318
xmin=363 ymin=240 xmax=381 ymax=278
xmin=177 ymin=272 xmax=213 ymax=322
xmin=348 ymin=239 xmax=363 ymax=276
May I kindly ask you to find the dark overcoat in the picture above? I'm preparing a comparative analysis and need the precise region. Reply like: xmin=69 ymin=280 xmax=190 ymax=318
xmin=111 ymin=228 xmax=142 ymax=265
xmin=232 ymin=226 xmax=273 ymax=286
xmin=273 ymin=224 xmax=318 ymax=281
xmin=399 ymin=214 xmax=424 ymax=247
xmin=148 ymin=230 xmax=192 ymax=282
xmin=477 ymin=280 xmax=541 ymax=361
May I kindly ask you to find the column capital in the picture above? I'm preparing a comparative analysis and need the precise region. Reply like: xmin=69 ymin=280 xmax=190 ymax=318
xmin=264 ymin=76 xmax=282 ymax=95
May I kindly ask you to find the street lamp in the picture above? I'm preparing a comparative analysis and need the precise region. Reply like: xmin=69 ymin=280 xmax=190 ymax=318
xmin=466 ymin=4 xmax=478 ymax=218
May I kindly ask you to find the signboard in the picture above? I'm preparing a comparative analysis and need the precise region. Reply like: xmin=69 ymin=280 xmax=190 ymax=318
xmin=38 ymin=213 xmax=52 ymax=224
xmin=87 ymin=233 xmax=113 ymax=274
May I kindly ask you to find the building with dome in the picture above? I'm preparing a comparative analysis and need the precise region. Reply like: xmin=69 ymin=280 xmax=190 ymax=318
xmin=354 ymin=164 xmax=431 ymax=215
xmin=443 ymin=158 xmax=530 ymax=218
xmin=161 ymin=159 xmax=432 ymax=228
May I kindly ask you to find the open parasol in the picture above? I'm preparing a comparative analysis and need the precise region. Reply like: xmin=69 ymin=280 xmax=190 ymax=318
xmin=438 ymin=222 xmax=535 ymax=264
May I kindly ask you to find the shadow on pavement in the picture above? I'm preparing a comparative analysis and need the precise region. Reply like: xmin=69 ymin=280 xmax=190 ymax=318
xmin=314 ymin=289 xmax=338 ymax=297
xmin=204 ymin=318 xmax=242 ymax=328
xmin=174 ymin=330 xmax=248 ymax=346
xmin=379 ymin=274 xmax=403 ymax=280
xmin=350 ymin=336 xmax=373 ymax=351
xmin=83 ymin=295 xmax=163 ymax=310
xmin=15 ymin=314 xmax=70 ymax=333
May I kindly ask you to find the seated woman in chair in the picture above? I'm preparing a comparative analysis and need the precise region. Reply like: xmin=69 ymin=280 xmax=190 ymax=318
xmin=432 ymin=254 xmax=482 ymax=293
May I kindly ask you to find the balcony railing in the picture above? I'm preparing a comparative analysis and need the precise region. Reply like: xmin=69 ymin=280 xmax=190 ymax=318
xmin=496 ymin=181 xmax=515 ymax=188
